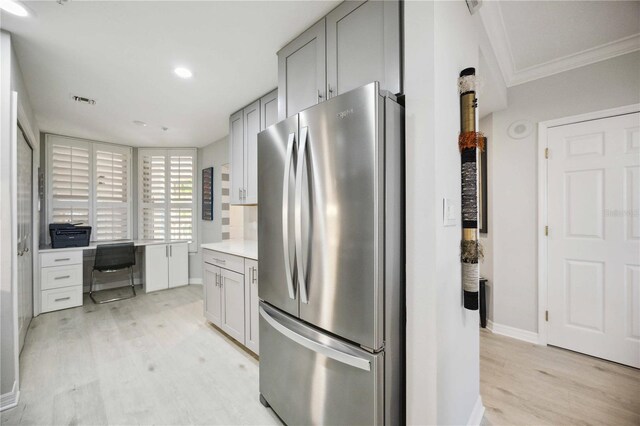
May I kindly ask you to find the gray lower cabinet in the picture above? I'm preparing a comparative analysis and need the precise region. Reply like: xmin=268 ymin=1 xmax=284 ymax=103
xmin=277 ymin=0 xmax=401 ymax=119
xmin=277 ymin=19 xmax=326 ymax=120
xmin=203 ymin=262 xmax=222 ymax=326
xmin=244 ymin=259 xmax=259 ymax=354
xmin=203 ymin=249 xmax=259 ymax=354
xmin=229 ymin=89 xmax=277 ymax=206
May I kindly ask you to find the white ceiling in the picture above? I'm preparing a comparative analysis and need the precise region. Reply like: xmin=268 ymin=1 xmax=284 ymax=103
xmin=480 ymin=1 xmax=640 ymax=87
xmin=4 ymin=1 xmax=638 ymax=147
xmin=1 ymin=1 xmax=339 ymax=147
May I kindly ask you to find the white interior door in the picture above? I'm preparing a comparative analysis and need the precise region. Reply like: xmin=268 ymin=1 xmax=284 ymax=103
xmin=17 ymin=127 xmax=33 ymax=352
xmin=547 ymin=112 xmax=640 ymax=367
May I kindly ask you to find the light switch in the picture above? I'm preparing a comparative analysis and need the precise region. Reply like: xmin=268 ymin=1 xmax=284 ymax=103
xmin=443 ymin=198 xmax=457 ymax=226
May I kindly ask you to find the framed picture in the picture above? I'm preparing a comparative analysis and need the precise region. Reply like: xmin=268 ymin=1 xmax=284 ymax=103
xmin=202 ymin=167 xmax=214 ymax=221
xmin=479 ymin=139 xmax=488 ymax=233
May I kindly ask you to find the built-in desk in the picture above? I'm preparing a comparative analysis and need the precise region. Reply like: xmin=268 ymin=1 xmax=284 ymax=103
xmin=37 ymin=239 xmax=190 ymax=314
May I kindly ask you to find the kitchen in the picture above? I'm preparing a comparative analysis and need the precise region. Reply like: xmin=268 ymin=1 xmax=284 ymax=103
xmin=5 ymin=1 xmax=635 ymax=425
xmin=1 ymin=1 xmax=410 ymax=424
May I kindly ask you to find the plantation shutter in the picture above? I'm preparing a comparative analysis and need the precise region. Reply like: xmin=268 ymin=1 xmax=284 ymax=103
xmin=49 ymin=139 xmax=91 ymax=225
xmin=138 ymin=149 xmax=197 ymax=250
xmin=139 ymin=151 xmax=167 ymax=240
xmin=46 ymin=135 xmax=133 ymax=243
xmin=94 ymin=144 xmax=131 ymax=240
xmin=169 ymin=154 xmax=194 ymax=241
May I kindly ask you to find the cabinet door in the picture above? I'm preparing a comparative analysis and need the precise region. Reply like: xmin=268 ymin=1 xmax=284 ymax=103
xmin=221 ymin=268 xmax=245 ymax=343
xmin=168 ymin=242 xmax=189 ymax=288
xmin=260 ymin=89 xmax=279 ymax=130
xmin=326 ymin=0 xmax=401 ymax=97
xmin=145 ymin=244 xmax=169 ymax=293
xmin=277 ymin=19 xmax=326 ymax=120
xmin=244 ymin=259 xmax=259 ymax=354
xmin=203 ymin=263 xmax=222 ymax=326
xmin=243 ymin=100 xmax=260 ymax=205
xmin=229 ymin=109 xmax=244 ymax=204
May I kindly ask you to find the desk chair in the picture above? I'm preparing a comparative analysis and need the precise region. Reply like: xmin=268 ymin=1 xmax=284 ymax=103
xmin=90 ymin=242 xmax=136 ymax=304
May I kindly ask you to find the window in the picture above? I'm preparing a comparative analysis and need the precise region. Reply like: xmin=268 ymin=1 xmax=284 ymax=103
xmin=138 ymin=149 xmax=197 ymax=251
xmin=46 ymin=135 xmax=132 ymax=242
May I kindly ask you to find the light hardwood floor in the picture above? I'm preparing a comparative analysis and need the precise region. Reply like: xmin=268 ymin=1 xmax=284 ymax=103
xmin=1 ymin=285 xmax=280 ymax=425
xmin=4 ymin=286 xmax=638 ymax=425
xmin=481 ymin=328 xmax=640 ymax=425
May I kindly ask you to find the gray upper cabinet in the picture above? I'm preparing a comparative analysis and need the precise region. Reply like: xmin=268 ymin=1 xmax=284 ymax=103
xmin=277 ymin=0 xmax=401 ymax=119
xmin=277 ymin=20 xmax=326 ymax=121
xmin=229 ymin=90 xmax=276 ymax=205
xmin=229 ymin=110 xmax=244 ymax=204
xmin=326 ymin=0 xmax=401 ymax=97
xmin=243 ymin=100 xmax=260 ymax=204
xmin=261 ymin=89 xmax=279 ymax=130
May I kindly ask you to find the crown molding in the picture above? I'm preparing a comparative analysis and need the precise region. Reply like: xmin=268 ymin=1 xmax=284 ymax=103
xmin=479 ymin=2 xmax=640 ymax=87
xmin=508 ymin=33 xmax=640 ymax=86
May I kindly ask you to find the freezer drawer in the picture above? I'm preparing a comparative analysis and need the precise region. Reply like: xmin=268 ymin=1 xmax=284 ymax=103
xmin=259 ymin=302 xmax=383 ymax=425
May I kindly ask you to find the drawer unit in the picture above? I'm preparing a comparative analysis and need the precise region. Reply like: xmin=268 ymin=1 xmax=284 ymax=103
xmin=41 ymin=265 xmax=82 ymax=291
xmin=203 ymin=249 xmax=244 ymax=274
xmin=41 ymin=286 xmax=83 ymax=313
xmin=40 ymin=251 xmax=82 ymax=268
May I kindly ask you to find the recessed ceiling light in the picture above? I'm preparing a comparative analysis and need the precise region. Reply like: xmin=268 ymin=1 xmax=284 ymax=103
xmin=133 ymin=120 xmax=147 ymax=127
xmin=174 ymin=67 xmax=193 ymax=79
xmin=0 ymin=0 xmax=29 ymax=17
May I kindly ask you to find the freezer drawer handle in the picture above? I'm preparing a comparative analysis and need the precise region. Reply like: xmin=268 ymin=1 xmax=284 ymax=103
xmin=259 ymin=306 xmax=370 ymax=371
xmin=282 ymin=132 xmax=296 ymax=300
xmin=295 ymin=126 xmax=309 ymax=304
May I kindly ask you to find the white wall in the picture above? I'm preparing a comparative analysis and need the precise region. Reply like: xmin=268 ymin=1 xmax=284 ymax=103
xmin=479 ymin=114 xmax=494 ymax=322
xmin=190 ymin=136 xmax=229 ymax=280
xmin=486 ymin=51 xmax=640 ymax=333
xmin=405 ymin=2 xmax=482 ymax=424
xmin=1 ymin=30 xmax=40 ymax=402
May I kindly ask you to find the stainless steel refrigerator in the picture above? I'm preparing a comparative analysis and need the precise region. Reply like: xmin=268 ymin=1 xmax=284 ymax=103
xmin=257 ymin=82 xmax=404 ymax=425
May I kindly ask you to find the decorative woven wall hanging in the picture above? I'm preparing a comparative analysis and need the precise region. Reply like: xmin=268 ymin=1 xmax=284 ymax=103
xmin=458 ymin=67 xmax=485 ymax=311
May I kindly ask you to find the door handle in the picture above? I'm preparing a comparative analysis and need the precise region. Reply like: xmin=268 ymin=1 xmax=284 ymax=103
xmin=166 ymin=246 xmax=168 ymax=257
xmin=317 ymin=90 xmax=324 ymax=103
xmin=170 ymin=245 xmax=172 ymax=257
xmin=328 ymin=84 xmax=334 ymax=99
xmin=295 ymin=126 xmax=309 ymax=304
xmin=239 ymin=188 xmax=242 ymax=200
xmin=54 ymin=275 xmax=71 ymax=280
xmin=260 ymin=306 xmax=370 ymax=371
xmin=252 ymin=267 xmax=257 ymax=284
xmin=282 ymin=132 xmax=296 ymax=300
xmin=55 ymin=297 xmax=71 ymax=302
xmin=55 ymin=258 xmax=70 ymax=262
xmin=215 ymin=273 xmax=219 ymax=287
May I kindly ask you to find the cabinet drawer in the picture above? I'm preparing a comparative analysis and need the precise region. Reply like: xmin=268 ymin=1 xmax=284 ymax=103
xmin=41 ymin=286 xmax=82 ymax=313
xmin=41 ymin=251 xmax=82 ymax=268
xmin=203 ymin=249 xmax=244 ymax=274
xmin=41 ymin=265 xmax=82 ymax=290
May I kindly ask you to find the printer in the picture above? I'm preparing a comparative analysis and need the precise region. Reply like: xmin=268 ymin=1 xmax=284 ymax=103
xmin=49 ymin=223 xmax=92 ymax=248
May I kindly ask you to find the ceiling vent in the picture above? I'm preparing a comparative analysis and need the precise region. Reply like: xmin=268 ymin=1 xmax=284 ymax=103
xmin=72 ymin=95 xmax=96 ymax=105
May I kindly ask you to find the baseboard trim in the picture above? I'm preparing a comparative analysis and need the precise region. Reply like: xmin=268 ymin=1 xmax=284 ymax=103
xmin=467 ymin=395 xmax=485 ymax=426
xmin=487 ymin=320 xmax=539 ymax=344
xmin=0 ymin=381 xmax=19 ymax=412
xmin=189 ymin=278 xmax=202 ymax=285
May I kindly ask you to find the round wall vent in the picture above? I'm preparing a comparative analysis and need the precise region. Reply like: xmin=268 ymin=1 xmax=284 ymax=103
xmin=508 ymin=119 xmax=533 ymax=139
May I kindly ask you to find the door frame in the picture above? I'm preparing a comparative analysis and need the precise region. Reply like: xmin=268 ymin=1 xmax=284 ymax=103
xmin=537 ymin=103 xmax=640 ymax=346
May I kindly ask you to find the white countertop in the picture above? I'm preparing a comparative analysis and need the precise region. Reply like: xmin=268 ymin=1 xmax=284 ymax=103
xmin=201 ymin=239 xmax=258 ymax=260
xmin=39 ymin=239 xmax=191 ymax=253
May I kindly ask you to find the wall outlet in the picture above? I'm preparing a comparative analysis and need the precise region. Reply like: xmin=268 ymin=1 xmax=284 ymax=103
xmin=443 ymin=198 xmax=457 ymax=226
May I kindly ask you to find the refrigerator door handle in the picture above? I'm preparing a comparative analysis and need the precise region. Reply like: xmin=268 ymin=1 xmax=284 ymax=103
xmin=295 ymin=126 xmax=309 ymax=304
xmin=259 ymin=306 xmax=371 ymax=371
xmin=282 ymin=132 xmax=296 ymax=300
